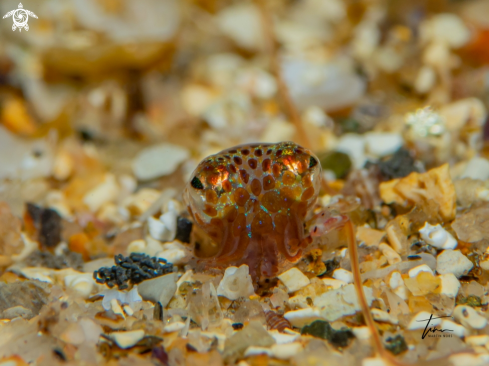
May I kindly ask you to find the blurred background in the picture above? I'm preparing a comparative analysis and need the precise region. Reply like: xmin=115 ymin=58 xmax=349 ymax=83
xmin=0 ymin=0 xmax=488 ymax=218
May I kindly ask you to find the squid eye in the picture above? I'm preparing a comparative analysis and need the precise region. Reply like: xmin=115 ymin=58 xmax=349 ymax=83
xmin=191 ymin=177 xmax=204 ymax=190
xmin=309 ymin=156 xmax=318 ymax=169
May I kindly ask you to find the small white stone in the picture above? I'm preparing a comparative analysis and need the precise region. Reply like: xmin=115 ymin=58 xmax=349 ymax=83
xmin=379 ymin=243 xmax=402 ymax=265
xmin=453 ymin=305 xmax=487 ymax=330
xmin=364 ymin=132 xmax=404 ymax=158
xmin=284 ymin=307 xmax=322 ymax=328
xmin=461 ymin=157 xmax=489 ymax=181
xmin=164 ymin=321 xmax=186 ymax=333
xmin=83 ymin=174 xmax=119 ymax=212
xmin=271 ymin=342 xmax=303 ymax=359
xmin=60 ymin=323 xmax=86 ymax=345
xmin=157 ymin=240 xmax=192 ymax=265
xmin=277 ymin=268 xmax=310 ymax=293
xmin=351 ymin=326 xmax=371 ymax=340
xmin=332 ymin=269 xmax=353 ymax=283
xmin=110 ymin=299 xmax=125 ymax=318
xmin=111 ymin=330 xmax=145 ymax=349
xmin=123 ymin=304 xmax=134 ymax=317
xmin=20 ymin=267 xmax=53 ymax=283
xmin=449 ymin=353 xmax=489 ymax=366
xmin=371 ymin=308 xmax=398 ymax=324
xmin=421 ymin=13 xmax=470 ymax=48
xmin=408 ymin=264 xmax=434 ymax=278
xmin=436 ymin=250 xmax=473 ymax=278
xmin=101 ymin=287 xmax=142 ymax=311
xmin=137 ymin=273 xmax=177 ymax=307
xmin=132 ymin=143 xmax=190 ymax=181
xmin=314 ymin=284 xmax=374 ymax=322
xmin=480 ymin=260 xmax=489 ymax=272
xmin=321 ymin=278 xmax=347 ymax=289
xmin=408 ymin=311 xmax=441 ymax=330
xmin=216 ymin=265 xmax=255 ymax=300
xmin=441 ymin=319 xmax=466 ymax=338
xmin=438 ymin=273 xmax=461 ymax=297
xmin=147 ymin=209 xmax=177 ymax=242
xmin=217 ymin=4 xmax=264 ymax=50
xmin=419 ymin=222 xmax=458 ymax=249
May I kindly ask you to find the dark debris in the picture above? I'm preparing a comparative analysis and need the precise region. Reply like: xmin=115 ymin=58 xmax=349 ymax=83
xmin=175 ymin=217 xmax=192 ymax=243
xmin=301 ymin=320 xmax=354 ymax=348
xmin=385 ymin=335 xmax=408 ymax=355
xmin=24 ymin=250 xmax=84 ymax=271
xmin=365 ymin=148 xmax=418 ymax=181
xmin=93 ymin=253 xmax=173 ymax=290
xmin=26 ymin=203 xmax=62 ymax=248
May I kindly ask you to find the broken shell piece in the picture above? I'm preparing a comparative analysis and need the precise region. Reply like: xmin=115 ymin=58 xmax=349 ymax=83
xmin=164 ymin=321 xmax=186 ymax=333
xmin=110 ymin=330 xmax=145 ymax=349
xmin=216 ymin=265 xmax=255 ymax=300
xmin=277 ymin=268 xmax=310 ymax=293
xmin=321 ymin=278 xmax=347 ymax=290
xmin=132 ymin=143 xmax=190 ymax=181
xmin=332 ymin=269 xmax=353 ymax=283
xmin=101 ymin=287 xmax=142 ymax=311
xmin=388 ymin=271 xmax=408 ymax=300
xmin=419 ymin=222 xmax=457 ymax=249
xmin=408 ymin=264 xmax=434 ymax=278
xmin=147 ymin=209 xmax=177 ymax=242
xmin=453 ymin=305 xmax=487 ymax=329
xmin=284 ymin=307 xmax=322 ymax=328
xmin=408 ymin=311 xmax=441 ymax=330
xmin=436 ymin=250 xmax=473 ymax=278
xmin=137 ymin=272 xmax=177 ymax=307
xmin=379 ymin=243 xmax=402 ymax=265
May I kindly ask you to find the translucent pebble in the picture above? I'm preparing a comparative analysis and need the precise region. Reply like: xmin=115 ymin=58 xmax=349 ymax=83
xmin=137 ymin=272 xmax=177 ymax=308
xmin=217 ymin=265 xmax=255 ymax=300
xmin=436 ymin=250 xmax=473 ymax=278
xmin=188 ymin=281 xmax=223 ymax=330
xmin=222 ymin=321 xmax=275 ymax=362
xmin=452 ymin=205 xmax=489 ymax=243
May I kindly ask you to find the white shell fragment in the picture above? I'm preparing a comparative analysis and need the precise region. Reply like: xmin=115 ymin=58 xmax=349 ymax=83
xmin=419 ymin=222 xmax=458 ymax=249
xmin=216 ymin=265 xmax=255 ymax=300
xmin=332 ymin=269 xmax=353 ymax=283
xmin=110 ymin=330 xmax=145 ymax=349
xmin=364 ymin=132 xmax=404 ymax=157
xmin=64 ymin=273 xmax=96 ymax=298
xmin=453 ymin=305 xmax=488 ymax=330
xmin=436 ymin=250 xmax=473 ymax=278
xmin=101 ymin=287 xmax=142 ymax=311
xmin=379 ymin=243 xmax=402 ymax=265
xmin=132 ymin=143 xmax=190 ymax=181
xmin=137 ymin=272 xmax=177 ymax=307
xmin=277 ymin=268 xmax=310 ymax=293
xmin=157 ymin=240 xmax=193 ymax=265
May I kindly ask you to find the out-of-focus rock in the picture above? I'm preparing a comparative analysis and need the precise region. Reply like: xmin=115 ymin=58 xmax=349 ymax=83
xmin=132 ymin=143 xmax=189 ymax=181
xmin=0 ymin=281 xmax=49 ymax=319
xmin=452 ymin=204 xmax=489 ymax=243
xmin=380 ymin=163 xmax=456 ymax=222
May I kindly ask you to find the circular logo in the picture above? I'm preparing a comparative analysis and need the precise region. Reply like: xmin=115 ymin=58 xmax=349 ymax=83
xmin=12 ymin=9 xmax=28 ymax=28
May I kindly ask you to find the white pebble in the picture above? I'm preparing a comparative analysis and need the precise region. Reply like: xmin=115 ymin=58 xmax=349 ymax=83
xmin=163 ymin=321 xmax=186 ymax=333
xmin=332 ymin=269 xmax=353 ymax=283
xmin=364 ymin=132 xmax=404 ymax=158
xmin=436 ymin=250 xmax=473 ymax=278
xmin=110 ymin=330 xmax=145 ymax=349
xmin=453 ymin=305 xmax=487 ymax=330
xmin=268 ymin=330 xmax=299 ymax=344
xmin=441 ymin=319 xmax=466 ymax=338
xmin=352 ymin=326 xmax=371 ymax=340
xmin=408 ymin=264 xmax=434 ymax=278
xmin=419 ymin=222 xmax=458 ymax=249
xmin=335 ymin=133 xmax=367 ymax=169
xmin=421 ymin=13 xmax=470 ymax=48
xmin=438 ymin=273 xmax=461 ymax=297
xmin=379 ymin=243 xmax=402 ymax=265
xmin=362 ymin=357 xmax=389 ymax=366
xmin=388 ymin=271 xmax=408 ymax=300
xmin=132 ymin=143 xmax=189 ymax=181
xmin=408 ymin=311 xmax=441 ymax=330
xmin=216 ymin=265 xmax=255 ymax=300
xmin=278 ymin=268 xmax=310 ymax=293
xmin=415 ymin=65 xmax=436 ymax=94
xmin=101 ymin=287 xmax=142 ymax=311
xmin=83 ymin=174 xmax=119 ymax=212
xmin=284 ymin=307 xmax=322 ymax=328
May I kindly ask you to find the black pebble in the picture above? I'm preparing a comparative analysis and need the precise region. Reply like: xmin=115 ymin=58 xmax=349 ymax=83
xmin=301 ymin=320 xmax=354 ymax=348
xmin=175 ymin=217 xmax=192 ymax=243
